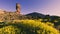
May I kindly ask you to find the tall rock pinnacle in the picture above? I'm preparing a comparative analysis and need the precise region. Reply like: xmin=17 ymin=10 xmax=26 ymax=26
xmin=16 ymin=3 xmax=21 ymax=14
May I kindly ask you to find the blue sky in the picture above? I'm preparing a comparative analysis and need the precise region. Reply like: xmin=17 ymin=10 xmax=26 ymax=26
xmin=0 ymin=0 xmax=60 ymax=16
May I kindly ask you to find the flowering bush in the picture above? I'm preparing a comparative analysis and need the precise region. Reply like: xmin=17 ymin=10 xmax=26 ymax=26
xmin=0 ymin=20 xmax=59 ymax=34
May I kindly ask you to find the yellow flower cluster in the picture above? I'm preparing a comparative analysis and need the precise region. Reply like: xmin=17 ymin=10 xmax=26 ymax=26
xmin=0 ymin=19 xmax=59 ymax=34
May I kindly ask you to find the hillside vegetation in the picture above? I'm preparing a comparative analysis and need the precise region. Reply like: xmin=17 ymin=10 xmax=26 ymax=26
xmin=0 ymin=12 xmax=60 ymax=34
xmin=0 ymin=20 xmax=59 ymax=34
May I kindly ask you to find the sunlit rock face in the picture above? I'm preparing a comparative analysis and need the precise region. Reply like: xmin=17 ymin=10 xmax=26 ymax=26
xmin=0 ymin=9 xmax=5 ymax=14
xmin=16 ymin=3 xmax=21 ymax=14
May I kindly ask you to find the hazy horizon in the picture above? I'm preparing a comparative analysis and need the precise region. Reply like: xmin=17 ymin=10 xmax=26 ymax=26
xmin=0 ymin=0 xmax=60 ymax=16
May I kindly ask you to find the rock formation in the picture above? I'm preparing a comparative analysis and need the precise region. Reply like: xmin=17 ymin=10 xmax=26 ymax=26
xmin=0 ymin=9 xmax=5 ymax=14
xmin=0 ymin=3 xmax=21 ymax=21
xmin=16 ymin=3 xmax=21 ymax=14
xmin=0 ymin=3 xmax=21 ymax=14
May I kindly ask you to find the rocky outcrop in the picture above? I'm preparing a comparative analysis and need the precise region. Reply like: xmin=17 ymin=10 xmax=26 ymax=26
xmin=0 ymin=3 xmax=21 ymax=21
xmin=0 ymin=3 xmax=21 ymax=15
xmin=16 ymin=3 xmax=21 ymax=14
xmin=0 ymin=9 xmax=5 ymax=14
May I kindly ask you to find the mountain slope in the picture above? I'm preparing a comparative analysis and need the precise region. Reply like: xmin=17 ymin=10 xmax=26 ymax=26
xmin=25 ymin=12 xmax=46 ymax=19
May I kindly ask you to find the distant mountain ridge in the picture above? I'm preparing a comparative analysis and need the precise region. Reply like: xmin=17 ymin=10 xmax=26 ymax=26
xmin=25 ymin=12 xmax=60 ymax=19
xmin=25 ymin=12 xmax=45 ymax=18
